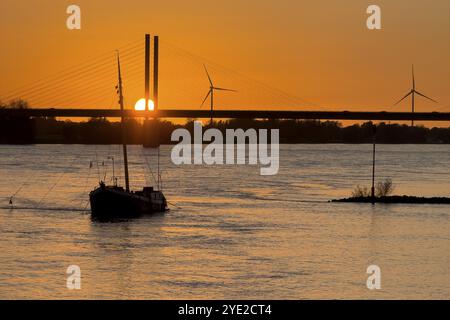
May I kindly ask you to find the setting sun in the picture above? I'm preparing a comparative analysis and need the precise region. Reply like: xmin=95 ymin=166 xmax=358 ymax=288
xmin=134 ymin=98 xmax=154 ymax=111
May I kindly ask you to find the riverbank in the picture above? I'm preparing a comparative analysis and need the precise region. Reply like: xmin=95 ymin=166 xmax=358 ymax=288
xmin=1 ymin=117 xmax=450 ymax=144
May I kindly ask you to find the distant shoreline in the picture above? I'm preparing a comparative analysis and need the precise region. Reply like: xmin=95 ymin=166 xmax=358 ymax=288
xmin=1 ymin=142 xmax=450 ymax=146
xmin=1 ymin=117 xmax=450 ymax=144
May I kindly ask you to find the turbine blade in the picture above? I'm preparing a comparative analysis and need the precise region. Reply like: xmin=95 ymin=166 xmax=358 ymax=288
xmin=200 ymin=90 xmax=211 ymax=108
xmin=415 ymin=90 xmax=438 ymax=103
xmin=394 ymin=91 xmax=412 ymax=106
xmin=213 ymin=87 xmax=237 ymax=92
xmin=203 ymin=64 xmax=213 ymax=86
xmin=412 ymin=65 xmax=415 ymax=90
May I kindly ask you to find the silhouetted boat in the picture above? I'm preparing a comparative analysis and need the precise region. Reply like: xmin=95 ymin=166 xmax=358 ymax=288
xmin=89 ymin=52 xmax=167 ymax=217
xmin=90 ymin=183 xmax=166 ymax=217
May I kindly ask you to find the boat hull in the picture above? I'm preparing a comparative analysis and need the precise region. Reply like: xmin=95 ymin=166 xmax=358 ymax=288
xmin=89 ymin=186 xmax=166 ymax=217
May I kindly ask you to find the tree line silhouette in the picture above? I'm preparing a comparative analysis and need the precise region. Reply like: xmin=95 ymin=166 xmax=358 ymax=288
xmin=1 ymin=100 xmax=450 ymax=144
xmin=0 ymin=100 xmax=34 ymax=144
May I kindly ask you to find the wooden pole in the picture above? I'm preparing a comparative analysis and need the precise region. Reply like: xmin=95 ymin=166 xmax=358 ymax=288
xmin=371 ymin=124 xmax=377 ymax=204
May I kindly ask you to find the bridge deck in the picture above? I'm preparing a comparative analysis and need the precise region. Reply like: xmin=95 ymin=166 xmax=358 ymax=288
xmin=1 ymin=109 xmax=449 ymax=121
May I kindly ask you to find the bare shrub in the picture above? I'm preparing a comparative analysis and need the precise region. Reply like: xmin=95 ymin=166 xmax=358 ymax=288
xmin=376 ymin=178 xmax=395 ymax=197
xmin=351 ymin=179 xmax=395 ymax=198
xmin=352 ymin=185 xmax=370 ymax=198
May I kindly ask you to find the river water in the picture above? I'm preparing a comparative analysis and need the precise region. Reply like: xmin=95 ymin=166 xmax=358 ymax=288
xmin=0 ymin=144 xmax=449 ymax=299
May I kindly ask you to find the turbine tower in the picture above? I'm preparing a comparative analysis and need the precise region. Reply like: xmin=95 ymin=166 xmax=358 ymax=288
xmin=200 ymin=65 xmax=236 ymax=124
xmin=394 ymin=65 xmax=438 ymax=126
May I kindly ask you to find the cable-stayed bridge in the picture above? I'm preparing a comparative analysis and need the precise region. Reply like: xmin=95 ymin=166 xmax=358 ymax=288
xmin=1 ymin=36 xmax=449 ymax=122
xmin=1 ymin=108 xmax=449 ymax=121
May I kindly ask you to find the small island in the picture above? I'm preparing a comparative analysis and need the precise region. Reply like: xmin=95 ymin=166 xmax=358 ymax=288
xmin=332 ymin=179 xmax=450 ymax=205
xmin=331 ymin=196 xmax=450 ymax=204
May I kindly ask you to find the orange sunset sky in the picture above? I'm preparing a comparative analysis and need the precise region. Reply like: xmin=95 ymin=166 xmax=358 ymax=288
xmin=0 ymin=0 xmax=449 ymax=118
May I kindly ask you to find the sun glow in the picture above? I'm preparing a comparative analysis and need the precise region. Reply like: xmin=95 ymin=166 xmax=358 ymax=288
xmin=134 ymin=98 xmax=154 ymax=111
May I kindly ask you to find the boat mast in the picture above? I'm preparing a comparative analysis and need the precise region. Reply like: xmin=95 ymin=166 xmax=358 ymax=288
xmin=116 ymin=51 xmax=130 ymax=192
xmin=154 ymin=36 xmax=161 ymax=190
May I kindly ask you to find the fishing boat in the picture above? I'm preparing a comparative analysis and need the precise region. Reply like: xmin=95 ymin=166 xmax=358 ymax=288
xmin=89 ymin=52 xmax=167 ymax=217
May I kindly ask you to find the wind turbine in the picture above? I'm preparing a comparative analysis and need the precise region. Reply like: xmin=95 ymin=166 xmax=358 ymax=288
xmin=394 ymin=65 xmax=438 ymax=126
xmin=200 ymin=65 xmax=236 ymax=124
